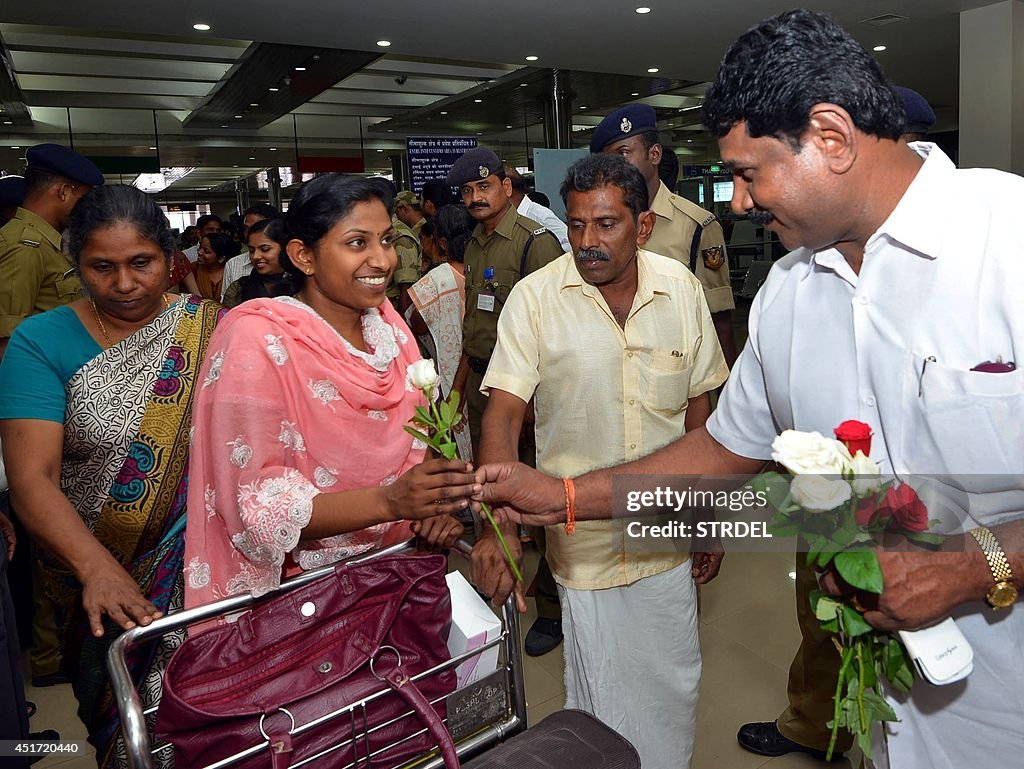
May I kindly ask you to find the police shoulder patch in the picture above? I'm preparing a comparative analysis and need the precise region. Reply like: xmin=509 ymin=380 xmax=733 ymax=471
xmin=533 ymin=227 xmax=547 ymax=236
xmin=699 ymin=213 xmax=716 ymax=228
xmin=702 ymin=245 xmax=725 ymax=271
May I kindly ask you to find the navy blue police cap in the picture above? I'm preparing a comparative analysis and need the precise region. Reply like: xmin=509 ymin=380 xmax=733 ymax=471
xmin=590 ymin=104 xmax=658 ymax=153
xmin=446 ymin=147 xmax=502 ymax=188
xmin=0 ymin=176 xmax=25 ymax=209
xmin=893 ymin=86 xmax=936 ymax=134
xmin=25 ymin=143 xmax=105 ymax=187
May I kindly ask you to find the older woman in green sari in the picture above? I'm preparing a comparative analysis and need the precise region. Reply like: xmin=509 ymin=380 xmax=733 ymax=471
xmin=0 ymin=185 xmax=223 ymax=768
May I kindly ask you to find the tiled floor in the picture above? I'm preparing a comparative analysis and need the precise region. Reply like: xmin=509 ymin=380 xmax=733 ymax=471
xmin=26 ymin=545 xmax=859 ymax=769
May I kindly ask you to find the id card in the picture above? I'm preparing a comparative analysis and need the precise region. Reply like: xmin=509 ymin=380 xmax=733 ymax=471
xmin=477 ymin=293 xmax=496 ymax=312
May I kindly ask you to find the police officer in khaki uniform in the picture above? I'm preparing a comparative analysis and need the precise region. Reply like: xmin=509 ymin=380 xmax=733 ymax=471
xmin=447 ymin=147 xmax=563 ymax=656
xmin=394 ymin=190 xmax=427 ymax=236
xmin=0 ymin=144 xmax=103 ymax=358
xmin=592 ymin=105 xmax=738 ymax=365
xmin=387 ymin=212 xmax=422 ymax=314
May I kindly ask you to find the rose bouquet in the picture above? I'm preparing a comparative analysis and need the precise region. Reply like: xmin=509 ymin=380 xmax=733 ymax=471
xmin=404 ymin=360 xmax=522 ymax=582
xmin=751 ymin=420 xmax=940 ymax=759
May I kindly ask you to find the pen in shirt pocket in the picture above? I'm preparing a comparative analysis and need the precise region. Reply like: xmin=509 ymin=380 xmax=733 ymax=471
xmin=918 ymin=355 xmax=936 ymax=398
xmin=918 ymin=354 xmax=1016 ymax=398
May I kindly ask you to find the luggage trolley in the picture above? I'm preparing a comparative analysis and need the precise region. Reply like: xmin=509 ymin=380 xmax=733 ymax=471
xmin=108 ymin=539 xmax=528 ymax=769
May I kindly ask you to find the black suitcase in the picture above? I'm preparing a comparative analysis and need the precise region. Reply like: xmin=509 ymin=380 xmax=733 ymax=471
xmin=464 ymin=709 xmax=641 ymax=769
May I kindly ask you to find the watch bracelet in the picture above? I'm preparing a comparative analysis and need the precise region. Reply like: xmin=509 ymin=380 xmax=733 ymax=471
xmin=969 ymin=526 xmax=1014 ymax=582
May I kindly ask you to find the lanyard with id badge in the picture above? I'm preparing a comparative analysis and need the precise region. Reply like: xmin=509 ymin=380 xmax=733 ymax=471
xmin=477 ymin=266 xmax=497 ymax=312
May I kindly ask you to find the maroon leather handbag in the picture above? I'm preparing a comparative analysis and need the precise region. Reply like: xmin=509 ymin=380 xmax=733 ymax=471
xmin=156 ymin=554 xmax=460 ymax=769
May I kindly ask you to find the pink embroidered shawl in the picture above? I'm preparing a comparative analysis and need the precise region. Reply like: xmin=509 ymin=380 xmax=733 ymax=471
xmin=183 ymin=297 xmax=425 ymax=609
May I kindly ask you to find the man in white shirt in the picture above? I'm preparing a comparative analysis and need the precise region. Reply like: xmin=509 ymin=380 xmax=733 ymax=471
xmin=220 ymin=203 xmax=279 ymax=300
xmin=505 ymin=167 xmax=570 ymax=254
xmin=473 ymin=10 xmax=1024 ymax=769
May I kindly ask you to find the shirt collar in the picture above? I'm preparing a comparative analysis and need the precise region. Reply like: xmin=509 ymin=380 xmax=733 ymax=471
xmin=472 ymin=204 xmax=517 ymax=245
xmin=649 ymin=181 xmax=674 ymax=221
xmin=15 ymin=207 xmax=62 ymax=250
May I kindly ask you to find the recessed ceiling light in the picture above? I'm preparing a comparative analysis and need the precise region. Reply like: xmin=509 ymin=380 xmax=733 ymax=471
xmin=295 ymin=67 xmax=306 ymax=72
xmin=476 ymin=132 xmax=483 ymax=136
xmin=269 ymin=87 xmax=279 ymax=92
xmin=233 ymin=164 xmax=238 ymax=167
xmin=149 ymin=146 xmax=157 ymax=150
xmin=270 ymin=147 xmax=277 ymax=151
xmin=474 ymin=99 xmax=482 ymax=103
xmin=249 ymin=156 xmax=256 ymax=160
xmin=387 ymin=129 xmax=394 ymax=132
xmin=221 ymin=124 xmax=229 ymax=128
xmin=377 ymin=149 xmax=383 ymax=152
xmin=193 ymin=23 xmax=211 ymax=31
xmin=250 ymin=102 xmax=259 ymax=107
xmin=10 ymin=146 xmax=19 ymax=150
xmin=647 ymin=67 xmax=659 ymax=73
xmin=526 ymin=55 xmax=539 ymax=61
xmin=687 ymin=139 xmax=693 ymax=143
xmin=631 ymin=92 xmax=640 ymax=97
xmin=520 ymin=83 xmax=528 ymax=87
xmin=234 ymin=115 xmax=243 ymax=119
xmin=440 ymin=111 xmax=448 ymax=115
xmin=2 ymin=121 xmax=12 ymax=125
xmin=873 ymin=45 xmax=887 ymax=52
xmin=377 ymin=40 xmax=392 ymax=47
xmin=506 ymin=125 xmax=513 ymax=129
xmin=666 ymin=123 xmax=673 ymax=127
xmin=635 ymin=7 xmax=652 ymax=13
xmin=579 ymin=106 xmax=587 ymax=110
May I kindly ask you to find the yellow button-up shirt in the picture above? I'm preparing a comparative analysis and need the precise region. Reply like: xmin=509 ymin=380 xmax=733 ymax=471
xmin=483 ymin=250 xmax=729 ymax=589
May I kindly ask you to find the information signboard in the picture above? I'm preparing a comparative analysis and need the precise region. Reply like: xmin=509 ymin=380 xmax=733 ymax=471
xmin=406 ymin=136 xmax=478 ymax=193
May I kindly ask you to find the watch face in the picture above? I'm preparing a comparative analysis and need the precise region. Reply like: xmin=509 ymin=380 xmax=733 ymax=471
xmin=989 ymin=581 xmax=1019 ymax=609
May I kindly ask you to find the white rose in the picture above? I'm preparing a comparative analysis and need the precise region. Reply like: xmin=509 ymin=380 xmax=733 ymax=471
xmin=789 ymin=474 xmax=852 ymax=513
xmin=771 ymin=430 xmax=852 ymax=475
xmin=845 ymin=450 xmax=883 ymax=495
xmin=406 ymin=360 xmax=440 ymax=396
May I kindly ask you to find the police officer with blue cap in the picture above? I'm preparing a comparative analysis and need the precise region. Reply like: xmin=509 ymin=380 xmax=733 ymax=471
xmin=590 ymin=104 xmax=738 ymax=365
xmin=893 ymin=85 xmax=936 ymax=143
xmin=0 ymin=144 xmax=103 ymax=355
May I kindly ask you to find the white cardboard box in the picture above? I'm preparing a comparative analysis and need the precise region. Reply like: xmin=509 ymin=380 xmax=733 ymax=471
xmin=445 ymin=571 xmax=501 ymax=688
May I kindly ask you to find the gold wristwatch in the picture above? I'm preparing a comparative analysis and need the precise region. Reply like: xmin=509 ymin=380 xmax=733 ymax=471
xmin=968 ymin=526 xmax=1019 ymax=609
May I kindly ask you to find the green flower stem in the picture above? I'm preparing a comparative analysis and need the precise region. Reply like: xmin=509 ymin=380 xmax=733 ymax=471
xmin=828 ymin=640 xmax=853 ymax=760
xmin=857 ymin=641 xmax=867 ymax=736
xmin=479 ymin=501 xmax=523 ymax=583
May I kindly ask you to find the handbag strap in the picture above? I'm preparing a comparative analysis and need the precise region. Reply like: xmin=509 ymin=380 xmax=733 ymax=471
xmin=380 ymin=665 xmax=460 ymax=769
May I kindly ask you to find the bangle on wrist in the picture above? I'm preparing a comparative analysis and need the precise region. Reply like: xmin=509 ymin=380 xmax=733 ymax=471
xmin=563 ymin=477 xmax=576 ymax=535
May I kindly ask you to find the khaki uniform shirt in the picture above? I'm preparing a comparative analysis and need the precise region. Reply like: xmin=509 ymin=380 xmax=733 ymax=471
xmin=387 ymin=215 xmax=422 ymax=299
xmin=482 ymin=250 xmax=729 ymax=589
xmin=462 ymin=206 xmax=563 ymax=361
xmin=411 ymin=217 xmax=426 ymax=238
xmin=0 ymin=208 xmax=81 ymax=338
xmin=645 ymin=181 xmax=736 ymax=314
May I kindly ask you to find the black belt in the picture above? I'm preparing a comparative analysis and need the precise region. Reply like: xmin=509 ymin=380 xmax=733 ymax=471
xmin=467 ymin=356 xmax=490 ymax=374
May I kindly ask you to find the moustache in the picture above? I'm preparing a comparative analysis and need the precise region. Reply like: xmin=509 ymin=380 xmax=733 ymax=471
xmin=576 ymin=249 xmax=611 ymax=262
xmin=746 ymin=208 xmax=775 ymax=226
xmin=469 ymin=202 xmax=489 ymax=209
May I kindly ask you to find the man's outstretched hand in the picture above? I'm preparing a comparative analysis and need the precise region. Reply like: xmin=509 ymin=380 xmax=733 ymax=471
xmin=474 ymin=462 xmax=566 ymax=527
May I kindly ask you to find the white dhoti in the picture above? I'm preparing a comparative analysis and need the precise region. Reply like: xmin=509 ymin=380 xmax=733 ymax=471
xmin=559 ymin=560 xmax=701 ymax=769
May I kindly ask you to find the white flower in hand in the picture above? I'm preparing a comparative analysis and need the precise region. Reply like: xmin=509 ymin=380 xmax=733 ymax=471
xmin=771 ymin=430 xmax=852 ymax=475
xmin=407 ymin=359 xmax=440 ymax=399
xmin=790 ymin=474 xmax=852 ymax=513
xmin=845 ymin=450 xmax=883 ymax=495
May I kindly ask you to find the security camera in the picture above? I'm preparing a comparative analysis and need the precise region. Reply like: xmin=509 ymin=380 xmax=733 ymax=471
xmin=394 ymin=74 xmax=408 ymax=86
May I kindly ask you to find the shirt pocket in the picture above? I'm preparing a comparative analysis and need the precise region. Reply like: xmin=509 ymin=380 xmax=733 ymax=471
xmin=54 ymin=272 xmax=81 ymax=300
xmin=645 ymin=348 xmax=692 ymax=413
xmin=903 ymin=352 xmax=1024 ymax=480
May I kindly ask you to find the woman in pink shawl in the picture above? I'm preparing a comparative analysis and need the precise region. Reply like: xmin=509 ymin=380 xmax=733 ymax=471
xmin=184 ymin=176 xmax=477 ymax=608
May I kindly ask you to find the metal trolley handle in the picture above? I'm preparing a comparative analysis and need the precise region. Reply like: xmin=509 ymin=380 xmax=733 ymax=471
xmin=108 ymin=538 xmax=527 ymax=769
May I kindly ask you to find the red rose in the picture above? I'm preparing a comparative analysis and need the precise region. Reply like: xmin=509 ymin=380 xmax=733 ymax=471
xmin=855 ymin=498 xmax=885 ymax=527
xmin=881 ymin=484 xmax=929 ymax=532
xmin=834 ymin=420 xmax=873 ymax=457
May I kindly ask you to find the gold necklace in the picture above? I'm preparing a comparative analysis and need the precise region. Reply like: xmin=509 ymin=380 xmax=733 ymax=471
xmin=90 ymin=294 xmax=171 ymax=348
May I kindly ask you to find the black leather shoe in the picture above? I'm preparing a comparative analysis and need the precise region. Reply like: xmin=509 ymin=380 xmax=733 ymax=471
xmin=28 ymin=730 xmax=60 ymax=765
xmin=524 ymin=617 xmax=562 ymax=657
xmin=31 ymin=673 xmax=71 ymax=688
xmin=737 ymin=721 xmax=844 ymax=761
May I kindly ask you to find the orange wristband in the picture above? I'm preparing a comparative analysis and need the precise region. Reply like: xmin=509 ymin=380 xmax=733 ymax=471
xmin=563 ymin=477 xmax=576 ymax=535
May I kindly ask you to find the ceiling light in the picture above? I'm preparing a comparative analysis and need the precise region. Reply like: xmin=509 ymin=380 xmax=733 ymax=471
xmin=377 ymin=149 xmax=383 ymax=152
xmin=133 ymin=167 xmax=195 ymax=194
xmin=233 ymin=164 xmax=238 ymax=167
xmin=474 ymin=99 xmax=482 ymax=103
xmin=10 ymin=146 xmax=19 ymax=150
xmin=635 ymin=7 xmax=652 ymax=13
xmin=250 ymin=102 xmax=259 ymax=107
xmin=476 ymin=132 xmax=483 ymax=136
xmin=2 ymin=121 xmax=12 ymax=125
xmin=873 ymin=45 xmax=887 ymax=52
xmin=149 ymin=146 xmax=157 ymax=150
xmin=440 ymin=111 xmax=448 ymax=115
xmin=579 ymin=106 xmax=587 ymax=110
xmin=520 ymin=83 xmax=528 ymax=87
xmin=234 ymin=115 xmax=243 ymax=119
xmin=295 ymin=67 xmax=306 ymax=72
xmin=506 ymin=125 xmax=513 ymax=129
xmin=249 ymin=156 xmax=256 ymax=160
xmin=647 ymin=67 xmax=659 ymax=73
xmin=270 ymin=147 xmax=277 ymax=151
xmin=377 ymin=40 xmax=392 ymax=47
xmin=687 ymin=139 xmax=693 ymax=143
xmin=269 ymin=87 xmax=279 ymax=92
xmin=526 ymin=55 xmax=539 ymax=61
xmin=631 ymin=92 xmax=640 ymax=97
xmin=193 ymin=23 xmax=210 ymax=31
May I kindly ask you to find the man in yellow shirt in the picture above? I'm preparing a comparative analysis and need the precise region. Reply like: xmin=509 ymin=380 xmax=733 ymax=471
xmin=473 ymin=155 xmax=727 ymax=769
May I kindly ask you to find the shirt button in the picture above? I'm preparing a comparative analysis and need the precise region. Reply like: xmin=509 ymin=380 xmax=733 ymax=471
xmin=858 ymin=295 xmax=869 ymax=305
xmin=865 ymin=395 xmax=876 ymax=407
xmin=627 ymin=352 xmax=634 ymax=358
xmin=629 ymin=399 xmax=635 ymax=406
xmin=630 ymin=443 xmax=637 ymax=450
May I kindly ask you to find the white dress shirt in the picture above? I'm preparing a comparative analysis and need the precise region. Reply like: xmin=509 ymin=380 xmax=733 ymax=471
xmin=221 ymin=251 xmax=252 ymax=300
xmin=516 ymin=195 xmax=571 ymax=253
xmin=707 ymin=144 xmax=1024 ymax=769
xmin=183 ymin=244 xmax=200 ymax=263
